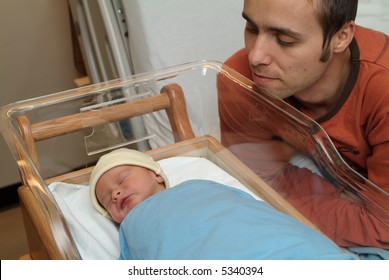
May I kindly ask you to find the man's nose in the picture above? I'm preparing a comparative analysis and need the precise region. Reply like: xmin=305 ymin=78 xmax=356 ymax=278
xmin=248 ymin=36 xmax=272 ymax=66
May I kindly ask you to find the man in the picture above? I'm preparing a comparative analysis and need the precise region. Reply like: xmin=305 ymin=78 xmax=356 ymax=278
xmin=218 ymin=0 xmax=389 ymax=248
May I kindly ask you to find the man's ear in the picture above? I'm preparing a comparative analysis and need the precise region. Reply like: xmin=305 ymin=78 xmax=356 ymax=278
xmin=333 ymin=21 xmax=356 ymax=53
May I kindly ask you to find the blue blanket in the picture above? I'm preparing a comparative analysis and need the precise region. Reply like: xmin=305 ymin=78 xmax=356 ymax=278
xmin=346 ymin=246 xmax=389 ymax=260
xmin=119 ymin=180 xmax=355 ymax=260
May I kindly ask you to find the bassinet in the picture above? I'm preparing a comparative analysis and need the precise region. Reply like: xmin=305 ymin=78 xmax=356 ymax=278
xmin=0 ymin=62 xmax=314 ymax=259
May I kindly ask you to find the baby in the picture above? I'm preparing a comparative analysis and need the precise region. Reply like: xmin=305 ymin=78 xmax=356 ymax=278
xmin=89 ymin=148 xmax=169 ymax=223
xmin=89 ymin=149 xmax=355 ymax=260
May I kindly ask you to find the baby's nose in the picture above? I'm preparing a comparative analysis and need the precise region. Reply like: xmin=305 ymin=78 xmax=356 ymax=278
xmin=112 ymin=189 xmax=121 ymax=201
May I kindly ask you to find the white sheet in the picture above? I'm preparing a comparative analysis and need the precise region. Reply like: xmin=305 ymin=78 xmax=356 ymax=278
xmin=49 ymin=156 xmax=260 ymax=260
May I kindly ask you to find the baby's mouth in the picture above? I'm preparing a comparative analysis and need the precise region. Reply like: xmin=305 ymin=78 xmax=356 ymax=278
xmin=120 ymin=195 xmax=131 ymax=210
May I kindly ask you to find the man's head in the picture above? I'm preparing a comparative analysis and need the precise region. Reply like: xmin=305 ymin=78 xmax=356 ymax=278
xmin=242 ymin=0 xmax=357 ymax=103
xmin=89 ymin=148 xmax=169 ymax=223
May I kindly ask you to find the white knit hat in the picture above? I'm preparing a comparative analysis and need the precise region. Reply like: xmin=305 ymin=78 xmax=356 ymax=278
xmin=89 ymin=148 xmax=169 ymax=218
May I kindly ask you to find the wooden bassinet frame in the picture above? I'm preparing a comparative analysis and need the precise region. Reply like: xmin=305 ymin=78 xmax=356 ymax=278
xmin=15 ymin=83 xmax=316 ymax=259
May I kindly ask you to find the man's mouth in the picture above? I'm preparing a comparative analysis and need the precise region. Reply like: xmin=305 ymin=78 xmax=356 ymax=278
xmin=252 ymin=72 xmax=277 ymax=82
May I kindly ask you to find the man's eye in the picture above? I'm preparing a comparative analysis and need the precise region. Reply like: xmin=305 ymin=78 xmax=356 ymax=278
xmin=245 ymin=24 xmax=258 ymax=34
xmin=277 ymin=35 xmax=296 ymax=46
xmin=278 ymin=39 xmax=294 ymax=46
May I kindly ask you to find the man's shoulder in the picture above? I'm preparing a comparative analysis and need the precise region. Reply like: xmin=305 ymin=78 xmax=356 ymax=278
xmin=355 ymin=25 xmax=389 ymax=67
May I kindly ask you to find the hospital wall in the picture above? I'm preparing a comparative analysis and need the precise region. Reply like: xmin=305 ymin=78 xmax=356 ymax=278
xmin=0 ymin=0 xmax=80 ymax=200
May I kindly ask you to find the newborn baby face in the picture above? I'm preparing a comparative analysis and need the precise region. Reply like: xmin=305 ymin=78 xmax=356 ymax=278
xmin=95 ymin=165 xmax=165 ymax=223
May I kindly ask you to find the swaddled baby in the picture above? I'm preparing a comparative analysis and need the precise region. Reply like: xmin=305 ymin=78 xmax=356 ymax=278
xmin=89 ymin=148 xmax=355 ymax=260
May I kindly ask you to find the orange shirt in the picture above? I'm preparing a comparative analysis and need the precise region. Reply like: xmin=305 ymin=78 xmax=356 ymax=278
xmin=218 ymin=26 xmax=389 ymax=248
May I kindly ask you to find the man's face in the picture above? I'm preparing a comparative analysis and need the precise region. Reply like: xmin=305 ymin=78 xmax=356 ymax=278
xmin=243 ymin=0 xmax=331 ymax=100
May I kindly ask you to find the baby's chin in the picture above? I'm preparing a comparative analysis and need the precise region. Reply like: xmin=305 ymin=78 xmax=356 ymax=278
xmin=113 ymin=215 xmax=125 ymax=224
xmin=115 ymin=205 xmax=134 ymax=223
xmin=110 ymin=210 xmax=127 ymax=223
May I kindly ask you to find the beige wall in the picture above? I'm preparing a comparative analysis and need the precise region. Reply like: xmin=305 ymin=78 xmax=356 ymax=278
xmin=0 ymin=0 xmax=80 ymax=187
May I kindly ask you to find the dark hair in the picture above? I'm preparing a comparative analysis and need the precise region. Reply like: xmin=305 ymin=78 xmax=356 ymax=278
xmin=312 ymin=0 xmax=358 ymax=61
